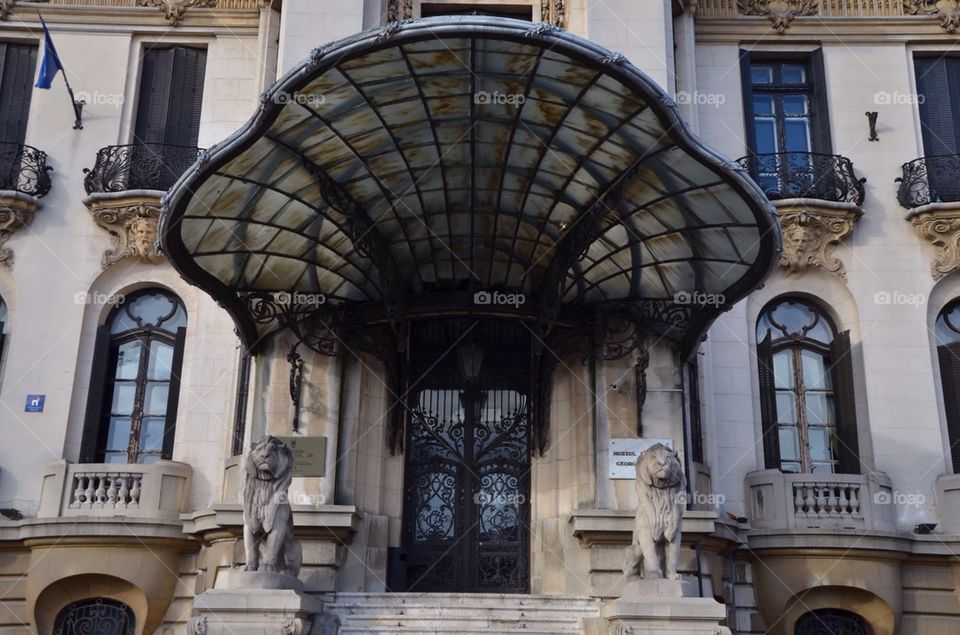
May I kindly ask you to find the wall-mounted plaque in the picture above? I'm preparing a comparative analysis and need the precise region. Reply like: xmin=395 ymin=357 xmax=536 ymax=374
xmin=609 ymin=438 xmax=673 ymax=479
xmin=277 ymin=436 xmax=327 ymax=477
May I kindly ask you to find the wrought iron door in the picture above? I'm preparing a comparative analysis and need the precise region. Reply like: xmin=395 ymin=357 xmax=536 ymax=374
xmin=54 ymin=598 xmax=135 ymax=635
xmin=402 ymin=320 xmax=531 ymax=593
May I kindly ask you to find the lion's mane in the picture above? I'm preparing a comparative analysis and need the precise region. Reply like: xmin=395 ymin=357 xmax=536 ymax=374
xmin=242 ymin=436 xmax=294 ymax=536
xmin=635 ymin=443 xmax=685 ymax=543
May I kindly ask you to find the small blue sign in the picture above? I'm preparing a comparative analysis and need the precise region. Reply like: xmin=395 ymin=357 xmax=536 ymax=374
xmin=25 ymin=394 xmax=45 ymax=412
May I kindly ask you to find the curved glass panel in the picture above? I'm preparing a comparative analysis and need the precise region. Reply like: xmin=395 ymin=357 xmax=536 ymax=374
xmin=937 ymin=300 xmax=960 ymax=346
xmin=757 ymin=297 xmax=835 ymax=344
xmin=110 ymin=289 xmax=187 ymax=336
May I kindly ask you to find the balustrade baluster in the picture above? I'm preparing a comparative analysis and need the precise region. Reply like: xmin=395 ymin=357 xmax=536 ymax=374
xmin=117 ymin=475 xmax=130 ymax=508
xmin=827 ymin=485 xmax=840 ymax=518
xmin=129 ymin=475 xmax=141 ymax=507
xmin=83 ymin=476 xmax=95 ymax=507
xmin=92 ymin=474 xmax=106 ymax=508
xmin=71 ymin=477 xmax=85 ymax=508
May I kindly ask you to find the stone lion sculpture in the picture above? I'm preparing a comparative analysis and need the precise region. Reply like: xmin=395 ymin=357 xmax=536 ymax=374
xmin=623 ymin=443 xmax=685 ymax=581
xmin=241 ymin=435 xmax=302 ymax=577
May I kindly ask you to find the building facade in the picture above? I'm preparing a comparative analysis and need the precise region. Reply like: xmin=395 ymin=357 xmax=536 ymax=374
xmin=0 ymin=0 xmax=959 ymax=633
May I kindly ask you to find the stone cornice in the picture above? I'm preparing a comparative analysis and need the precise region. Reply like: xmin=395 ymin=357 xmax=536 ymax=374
xmin=569 ymin=509 xmax=741 ymax=549
xmin=181 ymin=503 xmax=361 ymax=544
xmin=0 ymin=191 xmax=41 ymax=269
xmin=84 ymin=191 xmax=164 ymax=269
xmin=905 ymin=202 xmax=960 ymax=280
xmin=0 ymin=4 xmax=261 ymax=31
xmin=693 ymin=17 xmax=960 ymax=41
xmin=773 ymin=199 xmax=861 ymax=282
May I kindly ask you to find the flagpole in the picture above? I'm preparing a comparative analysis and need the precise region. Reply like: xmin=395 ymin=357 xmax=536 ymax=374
xmin=37 ymin=12 xmax=84 ymax=130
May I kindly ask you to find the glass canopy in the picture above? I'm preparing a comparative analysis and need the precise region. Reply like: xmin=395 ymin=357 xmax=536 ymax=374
xmin=161 ymin=17 xmax=779 ymax=354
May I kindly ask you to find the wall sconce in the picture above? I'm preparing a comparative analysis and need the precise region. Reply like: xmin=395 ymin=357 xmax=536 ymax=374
xmin=866 ymin=111 xmax=879 ymax=141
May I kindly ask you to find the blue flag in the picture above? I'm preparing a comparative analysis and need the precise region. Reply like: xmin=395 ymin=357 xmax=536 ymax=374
xmin=34 ymin=18 xmax=64 ymax=89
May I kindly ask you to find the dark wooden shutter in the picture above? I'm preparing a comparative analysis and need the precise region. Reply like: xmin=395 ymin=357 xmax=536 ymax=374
xmin=937 ymin=341 xmax=960 ymax=473
xmin=0 ymin=43 xmax=38 ymax=144
xmin=133 ymin=47 xmax=175 ymax=145
xmin=914 ymin=56 xmax=960 ymax=156
xmin=739 ymin=49 xmax=757 ymax=155
xmin=829 ymin=330 xmax=861 ymax=474
xmin=163 ymin=46 xmax=206 ymax=147
xmin=79 ymin=326 xmax=112 ymax=463
xmin=808 ymin=49 xmax=833 ymax=155
xmin=757 ymin=333 xmax=781 ymax=469
xmin=162 ymin=327 xmax=187 ymax=460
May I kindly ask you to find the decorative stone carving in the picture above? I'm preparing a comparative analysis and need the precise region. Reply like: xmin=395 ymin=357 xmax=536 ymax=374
xmin=136 ymin=0 xmax=217 ymax=25
xmin=737 ymin=0 xmax=818 ymax=32
xmin=385 ymin=0 xmax=413 ymax=21
xmin=623 ymin=443 xmax=685 ymax=581
xmin=0 ymin=0 xmax=15 ymax=20
xmin=242 ymin=435 xmax=303 ymax=577
xmin=187 ymin=615 xmax=207 ymax=635
xmin=775 ymin=202 xmax=860 ymax=282
xmin=541 ymin=0 xmax=567 ymax=27
xmin=904 ymin=0 xmax=960 ymax=32
xmin=0 ymin=194 xmax=41 ymax=269
xmin=909 ymin=207 xmax=960 ymax=280
xmin=84 ymin=194 xmax=163 ymax=268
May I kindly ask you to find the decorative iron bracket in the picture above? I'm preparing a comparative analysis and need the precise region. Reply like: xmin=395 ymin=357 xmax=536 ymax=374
xmin=634 ymin=348 xmax=650 ymax=436
xmin=287 ymin=343 xmax=304 ymax=432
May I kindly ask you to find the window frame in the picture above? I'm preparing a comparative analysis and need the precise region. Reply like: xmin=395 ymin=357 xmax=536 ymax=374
xmin=0 ymin=40 xmax=39 ymax=145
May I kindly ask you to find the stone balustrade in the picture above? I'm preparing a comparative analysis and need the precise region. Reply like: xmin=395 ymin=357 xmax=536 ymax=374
xmin=38 ymin=459 xmax=191 ymax=520
xmin=746 ymin=469 xmax=895 ymax=532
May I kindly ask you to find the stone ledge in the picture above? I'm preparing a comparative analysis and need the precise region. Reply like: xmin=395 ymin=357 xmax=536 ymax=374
xmin=569 ymin=509 xmax=733 ymax=546
xmin=182 ymin=504 xmax=360 ymax=543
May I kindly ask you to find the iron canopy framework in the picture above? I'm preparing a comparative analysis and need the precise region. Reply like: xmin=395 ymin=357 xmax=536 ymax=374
xmin=160 ymin=17 xmax=780 ymax=452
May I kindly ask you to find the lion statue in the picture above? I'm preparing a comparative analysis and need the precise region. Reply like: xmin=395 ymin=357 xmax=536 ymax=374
xmin=623 ymin=443 xmax=685 ymax=581
xmin=241 ymin=435 xmax=302 ymax=577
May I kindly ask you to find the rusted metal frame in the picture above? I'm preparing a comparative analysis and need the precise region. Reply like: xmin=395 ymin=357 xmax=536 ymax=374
xmin=397 ymin=43 xmax=454 ymax=283
xmin=337 ymin=64 xmax=437 ymax=285
xmin=485 ymin=47 xmax=547 ymax=286
xmin=502 ymin=71 xmax=604 ymax=286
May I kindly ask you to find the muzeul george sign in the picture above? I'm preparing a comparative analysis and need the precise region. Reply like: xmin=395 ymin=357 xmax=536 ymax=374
xmin=609 ymin=438 xmax=674 ymax=479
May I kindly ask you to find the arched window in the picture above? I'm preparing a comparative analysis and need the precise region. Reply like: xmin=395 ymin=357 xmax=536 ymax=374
xmin=756 ymin=298 xmax=860 ymax=473
xmin=54 ymin=597 xmax=135 ymax=635
xmin=936 ymin=300 xmax=960 ymax=472
xmin=80 ymin=289 xmax=187 ymax=464
xmin=795 ymin=608 xmax=871 ymax=635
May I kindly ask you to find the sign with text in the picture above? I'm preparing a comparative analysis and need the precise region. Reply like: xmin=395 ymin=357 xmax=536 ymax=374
xmin=277 ymin=436 xmax=327 ymax=477
xmin=24 ymin=394 xmax=45 ymax=413
xmin=609 ymin=438 xmax=674 ymax=479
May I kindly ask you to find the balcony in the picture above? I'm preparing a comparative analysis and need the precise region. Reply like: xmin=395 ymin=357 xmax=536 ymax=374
xmin=83 ymin=143 xmax=203 ymax=194
xmin=745 ymin=469 xmax=895 ymax=532
xmin=0 ymin=142 xmax=52 ymax=198
xmin=898 ymin=155 xmax=960 ymax=279
xmin=38 ymin=459 xmax=191 ymax=521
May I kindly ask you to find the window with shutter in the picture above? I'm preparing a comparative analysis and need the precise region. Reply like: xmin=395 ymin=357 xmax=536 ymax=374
xmin=0 ymin=42 xmax=38 ymax=144
xmin=914 ymin=56 xmax=960 ymax=157
xmin=80 ymin=289 xmax=187 ymax=464
xmin=935 ymin=301 xmax=960 ymax=473
xmin=756 ymin=298 xmax=859 ymax=474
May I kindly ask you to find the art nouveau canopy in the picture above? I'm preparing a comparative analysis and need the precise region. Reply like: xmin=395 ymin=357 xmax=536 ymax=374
xmin=160 ymin=17 xmax=779 ymax=356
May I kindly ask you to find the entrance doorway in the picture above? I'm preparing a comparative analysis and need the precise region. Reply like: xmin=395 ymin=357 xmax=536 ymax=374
xmin=401 ymin=319 xmax=531 ymax=592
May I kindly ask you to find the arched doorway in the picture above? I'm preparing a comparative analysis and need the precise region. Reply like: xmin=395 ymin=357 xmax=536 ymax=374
xmin=53 ymin=598 xmax=136 ymax=635
xmin=795 ymin=608 xmax=871 ymax=635
xmin=400 ymin=319 xmax=531 ymax=592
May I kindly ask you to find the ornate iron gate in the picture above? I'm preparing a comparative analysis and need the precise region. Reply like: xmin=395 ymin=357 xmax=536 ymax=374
xmin=402 ymin=319 xmax=531 ymax=592
xmin=54 ymin=598 xmax=135 ymax=635
xmin=794 ymin=609 xmax=871 ymax=635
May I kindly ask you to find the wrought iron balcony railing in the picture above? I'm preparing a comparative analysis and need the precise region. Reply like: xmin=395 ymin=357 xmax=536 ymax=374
xmin=0 ymin=142 xmax=53 ymax=198
xmin=83 ymin=143 xmax=204 ymax=194
xmin=897 ymin=154 xmax=960 ymax=209
xmin=736 ymin=152 xmax=866 ymax=206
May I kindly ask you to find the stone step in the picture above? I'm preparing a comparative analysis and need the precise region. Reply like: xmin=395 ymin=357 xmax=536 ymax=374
xmin=327 ymin=592 xmax=599 ymax=611
xmin=338 ymin=628 xmax=580 ymax=634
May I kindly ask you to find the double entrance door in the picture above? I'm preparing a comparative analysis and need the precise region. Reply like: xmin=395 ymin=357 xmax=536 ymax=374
xmin=401 ymin=319 xmax=530 ymax=593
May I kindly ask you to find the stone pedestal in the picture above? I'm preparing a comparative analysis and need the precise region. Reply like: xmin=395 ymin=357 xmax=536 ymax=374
xmin=188 ymin=569 xmax=324 ymax=635
xmin=603 ymin=579 xmax=731 ymax=635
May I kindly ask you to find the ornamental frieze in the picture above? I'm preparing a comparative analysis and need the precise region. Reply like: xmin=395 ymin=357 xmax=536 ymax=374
xmin=736 ymin=0 xmax=818 ymax=32
xmin=84 ymin=194 xmax=164 ymax=268
xmin=904 ymin=0 xmax=960 ymax=32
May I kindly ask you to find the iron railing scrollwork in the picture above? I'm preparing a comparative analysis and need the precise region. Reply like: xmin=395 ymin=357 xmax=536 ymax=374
xmin=83 ymin=143 xmax=204 ymax=194
xmin=0 ymin=142 xmax=53 ymax=198
xmin=736 ymin=152 xmax=866 ymax=206
xmin=897 ymin=154 xmax=960 ymax=208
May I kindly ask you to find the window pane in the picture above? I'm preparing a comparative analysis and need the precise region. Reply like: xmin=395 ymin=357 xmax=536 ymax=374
xmin=776 ymin=391 xmax=797 ymax=423
xmin=811 ymin=462 xmax=835 ymax=474
xmin=781 ymin=461 xmax=801 ymax=473
xmin=806 ymin=393 xmax=836 ymax=424
xmin=145 ymin=382 xmax=169 ymax=415
xmin=783 ymin=94 xmax=807 ymax=116
xmin=754 ymin=118 xmax=778 ymax=154
xmin=106 ymin=417 xmax=131 ymax=451
xmin=104 ymin=452 xmax=129 ymax=464
xmin=773 ymin=350 xmax=793 ymax=388
xmin=753 ymin=95 xmax=774 ymax=115
xmin=139 ymin=417 xmax=166 ymax=451
xmin=779 ymin=425 xmax=800 ymax=460
xmin=808 ymin=426 xmax=834 ymax=461
xmin=111 ymin=382 xmax=136 ymax=415
xmin=138 ymin=453 xmax=161 ymax=465
xmin=782 ymin=65 xmax=806 ymax=83
xmin=148 ymin=341 xmax=174 ymax=380
xmin=115 ymin=342 xmax=141 ymax=379
xmin=784 ymin=119 xmax=811 ymax=152
xmin=801 ymin=350 xmax=831 ymax=389
xmin=751 ymin=65 xmax=773 ymax=84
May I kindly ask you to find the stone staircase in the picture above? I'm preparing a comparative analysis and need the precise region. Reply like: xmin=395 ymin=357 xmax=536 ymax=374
xmin=322 ymin=592 xmax=603 ymax=634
